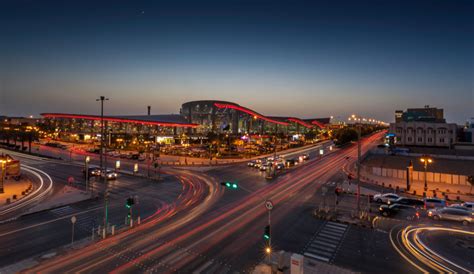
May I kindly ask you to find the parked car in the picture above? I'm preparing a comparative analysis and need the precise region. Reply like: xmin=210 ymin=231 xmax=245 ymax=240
xmin=247 ymin=160 xmax=256 ymax=167
xmin=449 ymin=205 xmax=474 ymax=215
xmin=379 ymin=204 xmax=420 ymax=220
xmin=301 ymin=153 xmax=310 ymax=160
xmin=389 ymin=197 xmax=424 ymax=208
xmin=373 ymin=193 xmax=399 ymax=204
xmin=424 ymin=198 xmax=446 ymax=209
xmin=428 ymin=207 xmax=472 ymax=225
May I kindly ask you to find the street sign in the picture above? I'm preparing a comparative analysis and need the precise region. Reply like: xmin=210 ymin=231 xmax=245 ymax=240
xmin=71 ymin=216 xmax=76 ymax=224
xmin=265 ymin=200 xmax=273 ymax=211
xmin=321 ymin=186 xmax=328 ymax=196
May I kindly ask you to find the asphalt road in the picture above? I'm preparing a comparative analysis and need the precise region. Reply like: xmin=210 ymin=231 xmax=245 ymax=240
xmin=0 ymin=152 xmax=216 ymax=269
xmin=23 ymin=132 xmax=410 ymax=273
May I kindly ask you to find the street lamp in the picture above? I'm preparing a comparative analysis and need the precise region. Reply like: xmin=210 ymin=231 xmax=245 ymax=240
xmin=85 ymin=156 xmax=90 ymax=193
xmin=96 ymin=96 xmax=109 ymax=234
xmin=420 ymin=156 xmax=433 ymax=193
xmin=0 ymin=159 xmax=6 ymax=194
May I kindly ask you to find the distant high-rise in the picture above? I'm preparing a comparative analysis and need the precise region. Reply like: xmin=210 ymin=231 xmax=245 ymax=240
xmin=395 ymin=105 xmax=445 ymax=123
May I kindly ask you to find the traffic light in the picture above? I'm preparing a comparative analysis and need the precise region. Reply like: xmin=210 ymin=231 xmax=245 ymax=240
xmin=264 ymin=225 xmax=271 ymax=240
xmin=125 ymin=197 xmax=134 ymax=208
xmin=220 ymin=182 xmax=238 ymax=189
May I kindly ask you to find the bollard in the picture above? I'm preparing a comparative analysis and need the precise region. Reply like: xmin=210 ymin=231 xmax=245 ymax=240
xmin=91 ymin=228 xmax=95 ymax=240
xmin=12 ymin=195 xmax=17 ymax=200
xmin=102 ymin=228 xmax=106 ymax=239
xmin=97 ymin=225 xmax=101 ymax=235
xmin=125 ymin=216 xmax=128 ymax=225
xmin=111 ymin=225 xmax=115 ymax=235
xmin=130 ymin=219 xmax=133 ymax=228
xmin=137 ymin=216 xmax=141 ymax=225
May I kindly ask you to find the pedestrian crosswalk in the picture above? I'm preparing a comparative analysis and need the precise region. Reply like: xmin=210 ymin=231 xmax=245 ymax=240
xmin=303 ymin=221 xmax=349 ymax=263
xmin=49 ymin=205 xmax=75 ymax=216
xmin=49 ymin=206 xmax=96 ymax=232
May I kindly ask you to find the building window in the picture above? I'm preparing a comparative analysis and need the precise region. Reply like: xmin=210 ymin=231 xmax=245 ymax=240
xmin=417 ymin=137 xmax=422 ymax=142
xmin=439 ymin=138 xmax=445 ymax=143
xmin=438 ymin=129 xmax=446 ymax=134
xmin=427 ymin=138 xmax=433 ymax=142
xmin=408 ymin=137 xmax=412 ymax=142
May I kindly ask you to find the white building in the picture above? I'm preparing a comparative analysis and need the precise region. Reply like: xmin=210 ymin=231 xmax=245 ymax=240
xmin=390 ymin=121 xmax=458 ymax=147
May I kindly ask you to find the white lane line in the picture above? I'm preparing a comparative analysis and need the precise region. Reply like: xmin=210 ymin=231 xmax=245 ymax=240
xmin=0 ymin=166 xmax=48 ymax=215
xmin=311 ymin=240 xmax=338 ymax=248
xmin=0 ymin=206 xmax=101 ymax=238
xmin=326 ymin=222 xmax=347 ymax=228
xmin=304 ymin=252 xmax=330 ymax=262
xmin=193 ymin=261 xmax=214 ymax=274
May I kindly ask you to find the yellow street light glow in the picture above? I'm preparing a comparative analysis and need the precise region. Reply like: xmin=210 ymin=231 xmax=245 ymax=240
xmin=265 ymin=247 xmax=271 ymax=254
xmin=351 ymin=114 xmax=356 ymax=118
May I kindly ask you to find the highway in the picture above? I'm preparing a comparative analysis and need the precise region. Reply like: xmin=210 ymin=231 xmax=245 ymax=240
xmin=28 ymin=132 xmax=392 ymax=272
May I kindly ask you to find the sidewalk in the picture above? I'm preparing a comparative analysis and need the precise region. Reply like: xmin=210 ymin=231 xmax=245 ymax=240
xmin=25 ymin=185 xmax=92 ymax=214
xmin=0 ymin=178 xmax=33 ymax=206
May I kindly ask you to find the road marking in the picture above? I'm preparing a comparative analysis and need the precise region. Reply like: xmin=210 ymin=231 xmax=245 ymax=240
xmin=0 ymin=206 xmax=101 ymax=238
xmin=193 ymin=260 xmax=214 ymax=274
xmin=304 ymin=252 xmax=330 ymax=262
xmin=303 ymin=221 xmax=349 ymax=263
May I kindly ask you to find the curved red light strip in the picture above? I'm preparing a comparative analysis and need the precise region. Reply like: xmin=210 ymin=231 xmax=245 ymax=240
xmin=287 ymin=118 xmax=313 ymax=128
xmin=311 ymin=120 xmax=326 ymax=129
xmin=213 ymin=103 xmax=289 ymax=126
xmin=41 ymin=113 xmax=199 ymax=128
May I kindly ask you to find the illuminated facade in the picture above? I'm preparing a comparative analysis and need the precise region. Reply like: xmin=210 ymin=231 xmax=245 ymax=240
xmin=40 ymin=100 xmax=331 ymax=143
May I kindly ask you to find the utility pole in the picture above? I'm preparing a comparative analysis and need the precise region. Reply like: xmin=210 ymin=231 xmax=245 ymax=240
xmin=357 ymin=123 xmax=361 ymax=211
xmin=97 ymin=96 xmax=109 ymax=232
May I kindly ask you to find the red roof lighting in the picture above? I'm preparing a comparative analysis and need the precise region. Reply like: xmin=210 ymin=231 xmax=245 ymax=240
xmin=214 ymin=103 xmax=289 ymax=126
xmin=41 ymin=113 xmax=199 ymax=128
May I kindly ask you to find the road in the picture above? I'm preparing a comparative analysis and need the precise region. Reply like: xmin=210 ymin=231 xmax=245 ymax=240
xmin=27 ymin=131 xmax=404 ymax=273
xmin=0 ymin=151 xmax=219 ymax=270
xmin=390 ymin=224 xmax=474 ymax=273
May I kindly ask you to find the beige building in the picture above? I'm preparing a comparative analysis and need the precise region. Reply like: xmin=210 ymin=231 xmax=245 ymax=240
xmin=390 ymin=121 xmax=458 ymax=147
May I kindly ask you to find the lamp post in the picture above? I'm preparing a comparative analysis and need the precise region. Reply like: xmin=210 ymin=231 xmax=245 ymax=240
xmin=0 ymin=159 xmax=6 ymax=194
xmin=420 ymin=156 xmax=433 ymax=193
xmin=96 ymin=96 xmax=109 ymax=233
xmin=349 ymin=114 xmax=363 ymax=211
xmin=85 ymin=156 xmax=90 ymax=193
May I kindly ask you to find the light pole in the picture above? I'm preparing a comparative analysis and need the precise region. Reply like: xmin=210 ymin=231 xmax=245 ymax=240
xmin=0 ymin=159 xmax=6 ymax=194
xmin=96 ymin=96 xmax=109 ymax=233
xmin=420 ymin=156 xmax=433 ymax=193
xmin=85 ymin=156 xmax=90 ymax=193
xmin=349 ymin=114 xmax=363 ymax=211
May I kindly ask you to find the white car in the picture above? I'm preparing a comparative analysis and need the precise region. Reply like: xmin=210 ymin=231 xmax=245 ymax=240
xmin=373 ymin=193 xmax=399 ymax=204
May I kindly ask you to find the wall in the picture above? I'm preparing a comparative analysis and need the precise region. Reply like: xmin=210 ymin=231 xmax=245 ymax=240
xmin=370 ymin=166 xmax=469 ymax=185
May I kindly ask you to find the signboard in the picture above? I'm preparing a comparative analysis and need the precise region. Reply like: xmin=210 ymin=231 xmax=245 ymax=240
xmin=265 ymin=200 xmax=274 ymax=211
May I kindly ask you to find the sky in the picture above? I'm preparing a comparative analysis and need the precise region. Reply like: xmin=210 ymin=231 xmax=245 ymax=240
xmin=0 ymin=0 xmax=473 ymax=123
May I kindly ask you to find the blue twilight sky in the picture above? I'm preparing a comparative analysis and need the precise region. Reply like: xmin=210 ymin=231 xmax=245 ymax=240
xmin=0 ymin=0 xmax=472 ymax=123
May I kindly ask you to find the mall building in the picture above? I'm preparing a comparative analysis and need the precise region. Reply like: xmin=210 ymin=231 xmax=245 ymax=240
xmin=40 ymin=100 xmax=331 ymax=145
